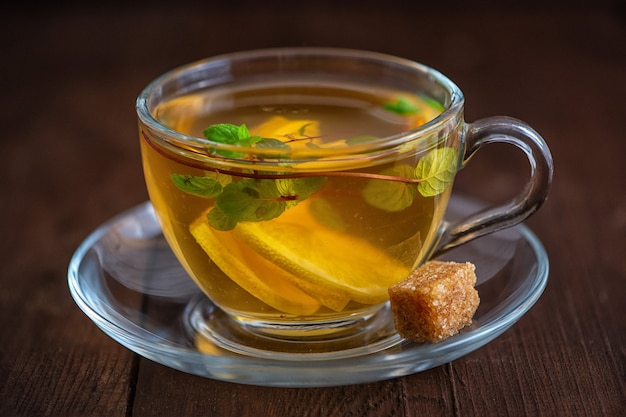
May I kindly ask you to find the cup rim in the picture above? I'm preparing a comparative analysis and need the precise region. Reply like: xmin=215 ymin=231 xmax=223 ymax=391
xmin=136 ymin=47 xmax=465 ymax=164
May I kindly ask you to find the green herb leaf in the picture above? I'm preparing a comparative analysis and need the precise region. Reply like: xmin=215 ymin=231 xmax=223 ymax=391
xmin=216 ymin=179 xmax=286 ymax=223
xmin=206 ymin=207 xmax=238 ymax=231
xmin=171 ymin=173 xmax=231 ymax=198
xmin=188 ymin=122 xmax=329 ymax=229
xmin=237 ymin=124 xmax=250 ymax=141
xmin=292 ymin=177 xmax=327 ymax=200
xmin=203 ymin=123 xmax=263 ymax=157
xmin=254 ymin=138 xmax=291 ymax=150
xmin=276 ymin=176 xmax=326 ymax=208
xmin=203 ymin=123 xmax=242 ymax=144
xmin=414 ymin=147 xmax=458 ymax=197
xmin=383 ymin=96 xmax=420 ymax=115
xmin=363 ymin=164 xmax=417 ymax=211
xmin=419 ymin=94 xmax=445 ymax=112
xmin=275 ymin=178 xmax=295 ymax=198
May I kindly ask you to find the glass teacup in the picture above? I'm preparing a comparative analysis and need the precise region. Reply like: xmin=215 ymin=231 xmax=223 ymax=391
xmin=136 ymin=48 xmax=552 ymax=354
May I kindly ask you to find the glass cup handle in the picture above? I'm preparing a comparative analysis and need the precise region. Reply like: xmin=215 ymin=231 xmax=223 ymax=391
xmin=433 ymin=116 xmax=554 ymax=256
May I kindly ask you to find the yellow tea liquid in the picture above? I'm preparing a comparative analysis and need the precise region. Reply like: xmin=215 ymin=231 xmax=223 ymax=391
xmin=140 ymin=81 xmax=455 ymax=324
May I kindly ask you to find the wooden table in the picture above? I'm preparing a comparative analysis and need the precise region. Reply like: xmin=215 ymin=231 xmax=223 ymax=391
xmin=2 ymin=2 xmax=624 ymax=416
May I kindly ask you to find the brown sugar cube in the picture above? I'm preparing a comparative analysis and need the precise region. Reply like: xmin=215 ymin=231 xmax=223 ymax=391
xmin=388 ymin=261 xmax=480 ymax=343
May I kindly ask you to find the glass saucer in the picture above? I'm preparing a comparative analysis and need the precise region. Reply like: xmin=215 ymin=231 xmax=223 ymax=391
xmin=68 ymin=195 xmax=548 ymax=387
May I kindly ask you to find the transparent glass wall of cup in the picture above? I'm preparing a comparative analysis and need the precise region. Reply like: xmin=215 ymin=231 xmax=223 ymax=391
xmin=136 ymin=48 xmax=552 ymax=340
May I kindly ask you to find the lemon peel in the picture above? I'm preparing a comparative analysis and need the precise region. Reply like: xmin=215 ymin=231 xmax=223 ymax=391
xmin=190 ymin=215 xmax=321 ymax=316
xmin=233 ymin=200 xmax=410 ymax=305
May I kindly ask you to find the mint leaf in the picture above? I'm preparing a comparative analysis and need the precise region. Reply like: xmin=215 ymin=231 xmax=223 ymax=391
xmin=255 ymin=138 xmax=290 ymax=150
xmin=203 ymin=123 xmax=263 ymax=157
xmin=191 ymin=123 xmax=328 ymax=229
xmin=203 ymin=123 xmax=262 ymax=147
xmin=276 ymin=176 xmax=326 ymax=208
xmin=171 ymin=173 xmax=231 ymax=198
xmin=203 ymin=123 xmax=242 ymax=145
xmin=206 ymin=207 xmax=238 ymax=231
xmin=383 ymin=96 xmax=420 ymax=115
xmin=237 ymin=124 xmax=250 ymax=141
xmin=414 ymin=147 xmax=458 ymax=197
xmin=419 ymin=94 xmax=445 ymax=112
xmin=363 ymin=164 xmax=417 ymax=211
xmin=275 ymin=178 xmax=295 ymax=198
xmin=216 ymin=179 xmax=286 ymax=223
xmin=291 ymin=177 xmax=326 ymax=200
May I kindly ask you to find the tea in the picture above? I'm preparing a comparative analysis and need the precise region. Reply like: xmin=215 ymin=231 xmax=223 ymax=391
xmin=140 ymin=80 xmax=455 ymax=324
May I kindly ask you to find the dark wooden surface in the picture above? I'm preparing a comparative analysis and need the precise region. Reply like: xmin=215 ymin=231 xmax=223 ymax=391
xmin=1 ymin=2 xmax=624 ymax=416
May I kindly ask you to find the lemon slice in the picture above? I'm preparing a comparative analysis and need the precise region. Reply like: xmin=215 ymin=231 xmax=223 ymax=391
xmin=190 ymin=215 xmax=321 ymax=316
xmin=251 ymin=116 xmax=319 ymax=147
xmin=233 ymin=201 xmax=411 ymax=304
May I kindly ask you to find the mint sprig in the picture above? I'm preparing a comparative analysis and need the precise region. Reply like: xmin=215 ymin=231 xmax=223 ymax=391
xmin=171 ymin=122 xmax=457 ymax=229
xmin=205 ymin=176 xmax=326 ymax=230
xmin=172 ymin=173 xmax=327 ymax=231
xmin=215 ymin=179 xmax=287 ymax=224
xmin=171 ymin=123 xmax=328 ymax=230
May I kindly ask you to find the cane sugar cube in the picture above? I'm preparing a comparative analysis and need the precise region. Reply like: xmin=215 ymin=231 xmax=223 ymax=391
xmin=389 ymin=261 xmax=480 ymax=343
